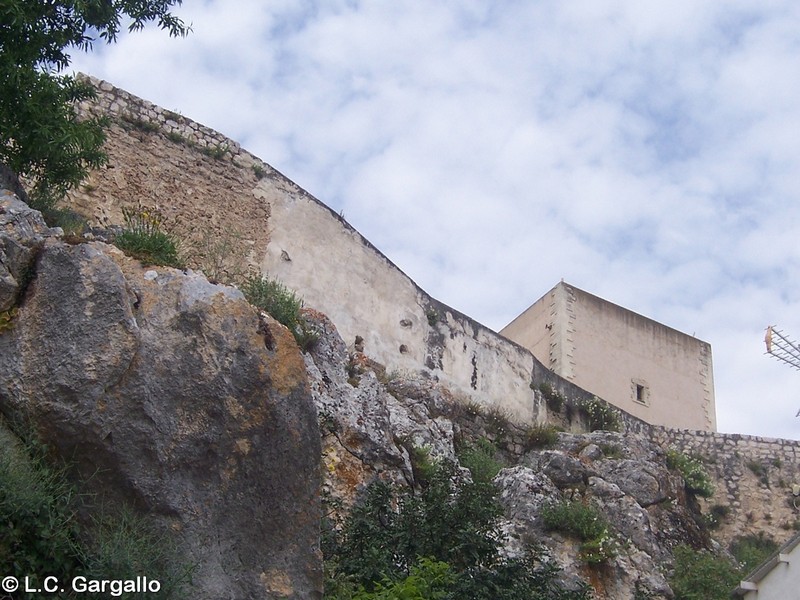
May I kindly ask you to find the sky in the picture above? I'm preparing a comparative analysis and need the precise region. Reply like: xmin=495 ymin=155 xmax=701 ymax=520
xmin=69 ymin=1 xmax=800 ymax=440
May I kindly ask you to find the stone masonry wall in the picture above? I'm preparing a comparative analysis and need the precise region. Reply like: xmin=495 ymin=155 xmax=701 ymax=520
xmin=654 ymin=427 xmax=800 ymax=549
xmin=65 ymin=76 xmax=800 ymax=554
xmin=69 ymin=75 xmax=272 ymax=279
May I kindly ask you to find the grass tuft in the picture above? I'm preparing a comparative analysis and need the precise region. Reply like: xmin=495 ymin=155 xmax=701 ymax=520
xmin=114 ymin=206 xmax=184 ymax=268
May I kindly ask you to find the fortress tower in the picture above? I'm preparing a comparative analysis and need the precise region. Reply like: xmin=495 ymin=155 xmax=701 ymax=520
xmin=501 ymin=281 xmax=716 ymax=431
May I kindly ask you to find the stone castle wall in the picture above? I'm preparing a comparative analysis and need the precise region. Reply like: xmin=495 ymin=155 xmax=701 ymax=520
xmin=69 ymin=75 xmax=548 ymax=424
xmin=654 ymin=427 xmax=800 ymax=548
xmin=66 ymin=77 xmax=800 ymax=551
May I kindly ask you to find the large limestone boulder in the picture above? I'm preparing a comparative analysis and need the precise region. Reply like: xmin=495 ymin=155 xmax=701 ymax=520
xmin=0 ymin=197 xmax=322 ymax=599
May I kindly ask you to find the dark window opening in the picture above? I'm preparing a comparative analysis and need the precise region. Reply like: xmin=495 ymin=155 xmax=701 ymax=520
xmin=636 ymin=384 xmax=646 ymax=403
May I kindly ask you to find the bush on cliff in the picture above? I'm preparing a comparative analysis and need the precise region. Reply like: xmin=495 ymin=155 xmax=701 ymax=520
xmin=670 ymin=545 xmax=739 ymax=600
xmin=241 ymin=275 xmax=319 ymax=351
xmin=666 ymin=449 xmax=715 ymax=498
xmin=323 ymin=460 xmax=590 ymax=599
xmin=541 ymin=500 xmax=617 ymax=564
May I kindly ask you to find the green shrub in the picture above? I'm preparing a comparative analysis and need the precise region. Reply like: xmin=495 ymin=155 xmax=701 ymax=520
xmin=730 ymin=532 xmax=778 ymax=572
xmin=541 ymin=500 xmax=606 ymax=541
xmin=666 ymin=450 xmax=715 ymax=498
xmin=670 ymin=545 xmax=739 ymax=600
xmin=409 ymin=445 xmax=438 ymax=486
xmin=325 ymin=461 xmax=589 ymax=599
xmin=540 ymin=500 xmax=617 ymax=564
xmin=578 ymin=397 xmax=621 ymax=432
xmin=114 ymin=206 xmax=184 ymax=268
xmin=0 ymin=435 xmax=83 ymax=584
xmin=522 ymin=424 xmax=560 ymax=450
xmin=351 ymin=558 xmax=454 ymax=600
xmin=457 ymin=438 xmax=504 ymax=484
xmin=240 ymin=275 xmax=319 ymax=351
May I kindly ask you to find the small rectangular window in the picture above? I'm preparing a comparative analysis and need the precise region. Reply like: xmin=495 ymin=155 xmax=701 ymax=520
xmin=632 ymin=380 xmax=649 ymax=406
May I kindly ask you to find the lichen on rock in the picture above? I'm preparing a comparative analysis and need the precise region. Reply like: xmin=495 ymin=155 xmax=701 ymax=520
xmin=0 ymin=188 xmax=322 ymax=599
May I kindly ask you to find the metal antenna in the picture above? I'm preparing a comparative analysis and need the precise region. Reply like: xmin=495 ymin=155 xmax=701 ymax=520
xmin=765 ymin=326 xmax=800 ymax=370
xmin=765 ymin=326 xmax=800 ymax=416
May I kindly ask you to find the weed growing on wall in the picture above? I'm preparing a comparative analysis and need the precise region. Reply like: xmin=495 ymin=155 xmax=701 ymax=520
xmin=745 ymin=460 xmax=770 ymax=487
xmin=119 ymin=112 xmax=160 ymax=133
xmin=537 ymin=382 xmax=565 ymax=413
xmin=252 ymin=164 xmax=267 ymax=180
xmin=482 ymin=405 xmax=512 ymax=440
xmin=40 ymin=206 xmax=89 ymax=236
xmin=188 ymin=226 xmax=247 ymax=285
xmin=426 ymin=308 xmax=439 ymax=326
xmin=522 ymin=423 xmax=561 ymax=450
xmin=704 ymin=504 xmax=730 ymax=530
xmin=666 ymin=449 xmax=715 ymax=498
xmin=166 ymin=131 xmax=186 ymax=145
xmin=114 ymin=206 xmax=184 ymax=268
xmin=200 ymin=143 xmax=229 ymax=161
xmin=599 ymin=444 xmax=623 ymax=459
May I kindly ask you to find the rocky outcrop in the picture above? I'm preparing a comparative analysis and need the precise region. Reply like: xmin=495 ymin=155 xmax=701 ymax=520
xmin=306 ymin=312 xmax=459 ymax=505
xmin=0 ymin=192 xmax=59 ymax=312
xmin=302 ymin=311 xmax=713 ymax=599
xmin=0 ymin=164 xmax=28 ymax=204
xmin=0 ymin=192 xmax=322 ymax=599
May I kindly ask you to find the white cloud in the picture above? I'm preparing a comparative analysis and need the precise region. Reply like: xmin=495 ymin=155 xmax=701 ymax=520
xmin=68 ymin=0 xmax=800 ymax=439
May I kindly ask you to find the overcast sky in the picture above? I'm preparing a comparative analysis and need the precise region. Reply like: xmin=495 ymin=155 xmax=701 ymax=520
xmin=70 ymin=1 xmax=800 ymax=440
